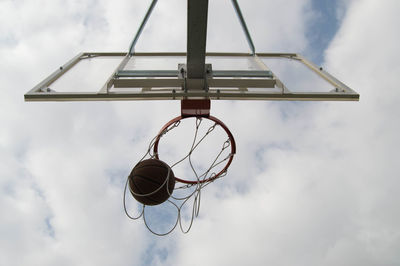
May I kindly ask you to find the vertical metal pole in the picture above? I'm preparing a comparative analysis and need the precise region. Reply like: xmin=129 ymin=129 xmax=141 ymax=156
xmin=186 ymin=0 xmax=209 ymax=81
xmin=231 ymin=0 xmax=256 ymax=55
xmin=129 ymin=0 xmax=159 ymax=55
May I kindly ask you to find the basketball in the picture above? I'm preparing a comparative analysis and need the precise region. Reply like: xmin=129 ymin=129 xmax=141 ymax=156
xmin=128 ymin=159 xmax=175 ymax=206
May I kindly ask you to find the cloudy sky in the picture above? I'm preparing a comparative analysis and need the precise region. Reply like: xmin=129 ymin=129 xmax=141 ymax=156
xmin=1 ymin=0 xmax=400 ymax=265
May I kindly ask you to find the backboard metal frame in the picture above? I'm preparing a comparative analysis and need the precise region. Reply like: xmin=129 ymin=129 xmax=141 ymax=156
xmin=24 ymin=52 xmax=359 ymax=102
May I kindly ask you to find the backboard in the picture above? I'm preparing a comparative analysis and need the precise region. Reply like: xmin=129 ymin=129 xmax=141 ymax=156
xmin=24 ymin=52 xmax=358 ymax=102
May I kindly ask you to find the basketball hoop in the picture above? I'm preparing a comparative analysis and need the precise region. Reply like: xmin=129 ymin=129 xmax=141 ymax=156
xmin=123 ymin=105 xmax=236 ymax=235
xmin=153 ymin=115 xmax=236 ymax=184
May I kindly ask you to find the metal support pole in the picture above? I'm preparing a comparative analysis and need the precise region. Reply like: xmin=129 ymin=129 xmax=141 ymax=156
xmin=186 ymin=0 xmax=209 ymax=87
xmin=128 ymin=0 xmax=158 ymax=55
xmin=231 ymin=0 xmax=256 ymax=55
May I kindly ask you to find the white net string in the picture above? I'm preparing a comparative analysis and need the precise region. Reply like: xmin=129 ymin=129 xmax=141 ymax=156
xmin=123 ymin=117 xmax=234 ymax=236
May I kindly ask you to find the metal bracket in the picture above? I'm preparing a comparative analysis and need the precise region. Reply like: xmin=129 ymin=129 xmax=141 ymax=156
xmin=178 ymin=63 xmax=212 ymax=92
xmin=178 ymin=64 xmax=186 ymax=80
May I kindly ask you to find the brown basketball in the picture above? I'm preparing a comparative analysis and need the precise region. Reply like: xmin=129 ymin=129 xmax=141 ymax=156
xmin=128 ymin=159 xmax=175 ymax=206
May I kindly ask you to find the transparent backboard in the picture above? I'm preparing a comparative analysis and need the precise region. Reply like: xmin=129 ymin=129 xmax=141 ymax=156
xmin=25 ymin=52 xmax=359 ymax=101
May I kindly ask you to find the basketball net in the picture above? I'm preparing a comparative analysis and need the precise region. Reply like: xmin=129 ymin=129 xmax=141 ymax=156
xmin=123 ymin=109 xmax=236 ymax=236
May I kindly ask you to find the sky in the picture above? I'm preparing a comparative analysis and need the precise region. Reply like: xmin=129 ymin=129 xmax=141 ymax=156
xmin=1 ymin=0 xmax=400 ymax=265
